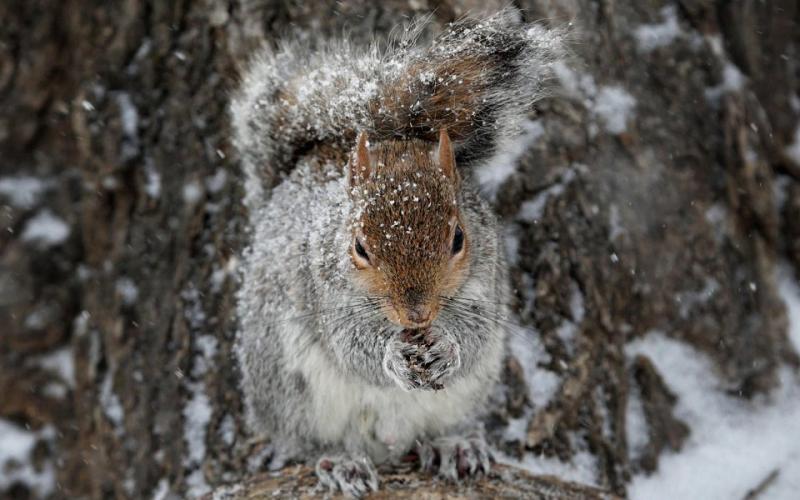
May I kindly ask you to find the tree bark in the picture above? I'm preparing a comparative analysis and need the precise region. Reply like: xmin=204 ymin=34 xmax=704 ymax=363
xmin=1 ymin=0 xmax=798 ymax=499
xmin=206 ymin=464 xmax=618 ymax=500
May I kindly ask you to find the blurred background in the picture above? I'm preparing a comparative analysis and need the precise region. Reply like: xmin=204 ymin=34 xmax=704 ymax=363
xmin=1 ymin=0 xmax=799 ymax=498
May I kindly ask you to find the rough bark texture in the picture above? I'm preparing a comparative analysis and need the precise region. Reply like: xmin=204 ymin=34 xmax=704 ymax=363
xmin=1 ymin=0 xmax=798 ymax=499
xmin=205 ymin=464 xmax=618 ymax=500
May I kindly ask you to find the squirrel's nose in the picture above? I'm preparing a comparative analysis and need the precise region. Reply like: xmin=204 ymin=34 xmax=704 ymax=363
xmin=406 ymin=305 xmax=432 ymax=325
xmin=394 ymin=288 xmax=436 ymax=327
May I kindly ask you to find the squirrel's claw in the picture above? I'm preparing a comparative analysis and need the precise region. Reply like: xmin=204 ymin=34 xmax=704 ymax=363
xmin=315 ymin=455 xmax=379 ymax=497
xmin=416 ymin=431 xmax=493 ymax=482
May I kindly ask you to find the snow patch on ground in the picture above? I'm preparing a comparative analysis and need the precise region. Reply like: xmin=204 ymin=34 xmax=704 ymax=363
xmin=183 ymin=181 xmax=204 ymax=205
xmin=498 ymin=448 xmax=599 ymax=487
xmin=634 ymin=6 xmax=683 ymax=53
xmin=593 ymin=86 xmax=637 ymax=135
xmin=21 ymin=210 xmax=70 ymax=248
xmin=100 ymin=371 xmax=125 ymax=430
xmin=184 ymin=394 xmax=212 ymax=447
xmin=777 ymin=262 xmax=800 ymax=354
xmin=23 ymin=304 xmax=55 ymax=331
xmin=116 ymin=92 xmax=139 ymax=160
xmin=191 ymin=335 xmax=218 ymax=378
xmin=183 ymin=382 xmax=212 ymax=498
xmin=705 ymin=63 xmax=746 ymax=102
xmin=181 ymin=297 xmax=218 ymax=498
xmin=514 ymin=328 xmax=561 ymax=410
xmin=150 ymin=478 xmax=171 ymax=500
xmin=517 ymin=167 xmax=578 ymax=223
xmin=553 ymin=62 xmax=636 ymax=135
xmin=0 ymin=176 xmax=49 ymax=209
xmin=218 ymin=414 xmax=236 ymax=447
xmin=704 ymin=203 xmax=733 ymax=243
xmin=116 ymin=92 xmax=138 ymax=137
xmin=499 ymin=277 xmax=582 ymax=454
xmin=554 ymin=281 xmax=585 ymax=352
xmin=500 ymin=320 xmax=561 ymax=445
xmin=210 ymin=256 xmax=239 ymax=294
xmin=499 ymin=375 xmax=601 ymax=487
xmin=553 ymin=60 xmax=596 ymax=98
xmin=35 ymin=346 xmax=76 ymax=387
xmin=206 ymin=169 xmax=227 ymax=194
xmin=116 ymin=277 xmax=140 ymax=306
xmin=625 ymin=382 xmax=649 ymax=461
xmin=790 ymin=94 xmax=800 ymax=113
xmin=476 ymin=120 xmax=545 ymax=197
xmin=675 ymin=277 xmax=719 ymax=319
xmin=185 ymin=468 xmax=210 ymax=499
xmin=608 ymin=204 xmax=624 ymax=240
xmin=701 ymin=32 xmax=747 ymax=104
xmin=0 ymin=420 xmax=55 ymax=496
xmin=627 ymin=306 xmax=800 ymax=500
xmin=145 ymin=161 xmax=162 ymax=198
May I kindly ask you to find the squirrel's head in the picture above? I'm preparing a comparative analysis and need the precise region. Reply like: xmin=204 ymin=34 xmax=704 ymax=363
xmin=347 ymin=130 xmax=469 ymax=329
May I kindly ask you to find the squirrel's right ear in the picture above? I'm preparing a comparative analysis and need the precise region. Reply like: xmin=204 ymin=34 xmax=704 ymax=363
xmin=349 ymin=131 xmax=371 ymax=188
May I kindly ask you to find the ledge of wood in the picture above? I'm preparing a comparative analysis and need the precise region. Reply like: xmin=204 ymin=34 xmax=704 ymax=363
xmin=208 ymin=463 xmax=618 ymax=499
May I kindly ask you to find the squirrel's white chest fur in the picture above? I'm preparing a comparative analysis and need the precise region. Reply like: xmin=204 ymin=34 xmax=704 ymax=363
xmin=286 ymin=322 xmax=499 ymax=460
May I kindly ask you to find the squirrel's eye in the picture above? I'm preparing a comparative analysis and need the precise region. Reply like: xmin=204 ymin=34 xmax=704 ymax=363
xmin=452 ymin=225 xmax=464 ymax=255
xmin=355 ymin=238 xmax=370 ymax=261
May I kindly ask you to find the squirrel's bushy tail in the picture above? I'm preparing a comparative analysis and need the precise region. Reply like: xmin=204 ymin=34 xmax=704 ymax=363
xmin=232 ymin=8 xmax=566 ymax=207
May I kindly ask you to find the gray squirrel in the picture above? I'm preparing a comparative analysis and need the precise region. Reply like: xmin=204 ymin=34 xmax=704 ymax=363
xmin=231 ymin=8 xmax=565 ymax=497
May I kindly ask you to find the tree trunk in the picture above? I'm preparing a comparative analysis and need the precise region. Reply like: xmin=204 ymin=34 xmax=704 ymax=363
xmin=1 ymin=0 xmax=798 ymax=498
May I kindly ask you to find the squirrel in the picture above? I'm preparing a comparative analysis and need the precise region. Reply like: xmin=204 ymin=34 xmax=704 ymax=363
xmin=231 ymin=8 xmax=565 ymax=497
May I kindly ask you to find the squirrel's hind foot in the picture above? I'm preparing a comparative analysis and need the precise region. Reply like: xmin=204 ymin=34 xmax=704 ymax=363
xmin=315 ymin=455 xmax=379 ymax=497
xmin=416 ymin=431 xmax=493 ymax=481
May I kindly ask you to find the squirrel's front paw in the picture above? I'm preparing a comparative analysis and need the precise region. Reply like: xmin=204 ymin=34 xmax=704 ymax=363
xmin=315 ymin=455 xmax=379 ymax=498
xmin=383 ymin=328 xmax=461 ymax=391
xmin=416 ymin=431 xmax=492 ymax=481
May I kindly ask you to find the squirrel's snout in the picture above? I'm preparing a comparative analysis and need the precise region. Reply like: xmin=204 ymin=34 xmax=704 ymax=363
xmin=406 ymin=305 xmax=432 ymax=326
xmin=392 ymin=301 xmax=437 ymax=328
xmin=384 ymin=288 xmax=439 ymax=327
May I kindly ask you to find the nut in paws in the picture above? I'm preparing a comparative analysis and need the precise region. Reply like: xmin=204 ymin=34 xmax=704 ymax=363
xmin=383 ymin=328 xmax=461 ymax=391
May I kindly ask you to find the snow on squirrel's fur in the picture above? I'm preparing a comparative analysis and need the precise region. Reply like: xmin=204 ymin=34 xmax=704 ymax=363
xmin=231 ymin=9 xmax=567 ymax=210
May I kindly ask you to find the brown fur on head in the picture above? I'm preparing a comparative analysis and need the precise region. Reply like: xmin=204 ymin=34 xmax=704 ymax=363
xmin=348 ymin=129 xmax=469 ymax=329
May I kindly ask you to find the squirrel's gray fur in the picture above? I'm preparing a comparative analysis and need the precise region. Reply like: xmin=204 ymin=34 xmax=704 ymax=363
xmin=231 ymin=8 xmax=565 ymax=495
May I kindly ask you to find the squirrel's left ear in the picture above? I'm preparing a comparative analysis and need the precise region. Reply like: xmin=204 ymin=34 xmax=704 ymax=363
xmin=437 ymin=128 xmax=458 ymax=181
xmin=349 ymin=131 xmax=372 ymax=188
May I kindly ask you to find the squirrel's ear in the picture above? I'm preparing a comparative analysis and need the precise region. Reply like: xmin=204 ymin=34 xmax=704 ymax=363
xmin=437 ymin=128 xmax=457 ymax=180
xmin=349 ymin=131 xmax=371 ymax=188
